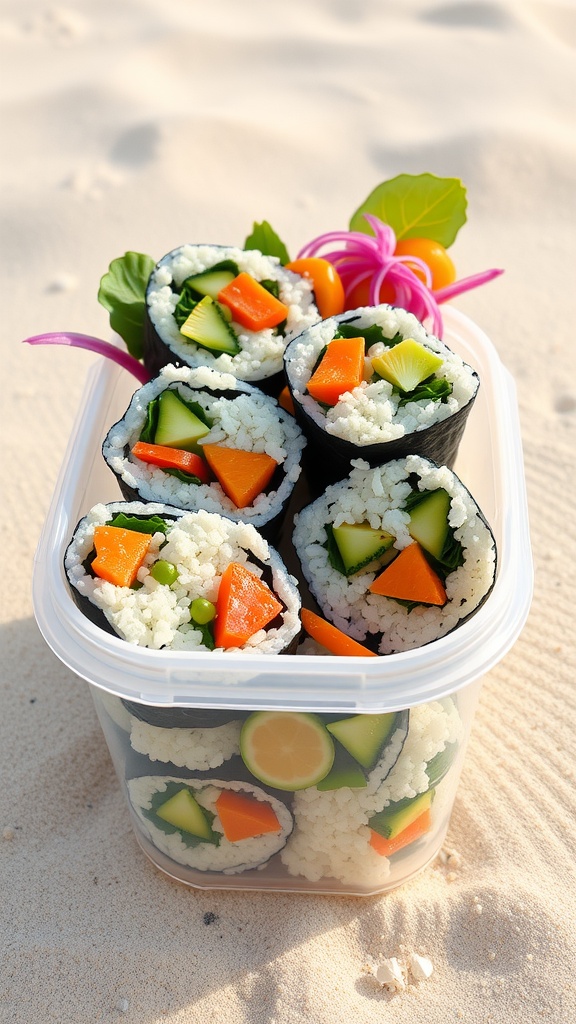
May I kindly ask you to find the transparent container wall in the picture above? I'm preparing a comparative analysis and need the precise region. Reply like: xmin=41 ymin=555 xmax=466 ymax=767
xmin=90 ymin=681 xmax=482 ymax=896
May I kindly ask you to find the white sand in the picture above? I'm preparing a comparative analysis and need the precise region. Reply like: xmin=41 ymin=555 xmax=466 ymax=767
xmin=1 ymin=1 xmax=576 ymax=1021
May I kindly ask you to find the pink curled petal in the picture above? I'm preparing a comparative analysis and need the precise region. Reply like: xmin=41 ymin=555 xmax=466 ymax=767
xmin=362 ymin=214 xmax=397 ymax=254
xmin=22 ymin=332 xmax=151 ymax=384
xmin=434 ymin=268 xmax=504 ymax=303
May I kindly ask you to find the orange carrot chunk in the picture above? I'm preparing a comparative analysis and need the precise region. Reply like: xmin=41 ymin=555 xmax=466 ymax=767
xmin=300 ymin=607 xmax=378 ymax=658
xmin=306 ymin=336 xmax=365 ymax=407
xmin=369 ymin=809 xmax=432 ymax=856
xmin=368 ymin=542 xmax=447 ymax=606
xmin=91 ymin=525 xmax=152 ymax=588
xmin=214 ymin=562 xmax=283 ymax=649
xmin=215 ymin=789 xmax=281 ymax=842
xmin=201 ymin=443 xmax=277 ymax=508
xmin=278 ymin=385 xmax=295 ymax=416
xmin=131 ymin=441 xmax=211 ymax=483
xmin=217 ymin=272 xmax=288 ymax=331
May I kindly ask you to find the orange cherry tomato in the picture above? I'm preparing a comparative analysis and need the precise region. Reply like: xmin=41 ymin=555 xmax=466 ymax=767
xmin=345 ymin=276 xmax=395 ymax=309
xmin=394 ymin=237 xmax=456 ymax=291
xmin=285 ymin=257 xmax=345 ymax=318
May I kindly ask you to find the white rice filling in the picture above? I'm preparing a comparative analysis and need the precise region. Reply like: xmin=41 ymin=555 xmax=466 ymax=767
xmin=65 ymin=505 xmax=300 ymax=653
xmin=292 ymin=455 xmax=496 ymax=655
xmin=130 ymin=717 xmax=242 ymax=771
xmin=281 ymin=697 xmax=462 ymax=885
xmin=102 ymin=365 xmax=305 ymax=523
xmin=285 ymin=305 xmax=478 ymax=443
xmin=128 ymin=776 xmax=293 ymax=873
xmin=147 ymin=245 xmax=320 ymax=380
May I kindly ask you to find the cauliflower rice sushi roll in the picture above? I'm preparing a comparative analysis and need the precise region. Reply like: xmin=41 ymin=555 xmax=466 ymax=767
xmin=64 ymin=502 xmax=301 ymax=654
xmin=283 ymin=304 xmax=479 ymax=484
xmin=293 ymin=455 xmax=496 ymax=655
xmin=101 ymin=364 xmax=306 ymax=540
xmin=127 ymin=776 xmax=294 ymax=875
xmin=144 ymin=244 xmax=321 ymax=392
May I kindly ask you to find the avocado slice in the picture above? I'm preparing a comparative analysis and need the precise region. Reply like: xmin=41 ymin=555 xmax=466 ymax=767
xmin=180 ymin=295 xmax=240 ymax=355
xmin=331 ymin=522 xmax=395 ymax=576
xmin=407 ymin=488 xmax=451 ymax=559
xmin=368 ymin=789 xmax=434 ymax=840
xmin=183 ymin=262 xmax=238 ymax=300
xmin=153 ymin=389 xmax=211 ymax=450
xmin=371 ymin=338 xmax=443 ymax=392
xmin=316 ymin=744 xmax=368 ymax=791
xmin=326 ymin=712 xmax=398 ymax=771
xmin=155 ymin=787 xmax=215 ymax=842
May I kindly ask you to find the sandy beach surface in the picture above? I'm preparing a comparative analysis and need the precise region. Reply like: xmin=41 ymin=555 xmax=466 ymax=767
xmin=1 ymin=1 xmax=575 ymax=1021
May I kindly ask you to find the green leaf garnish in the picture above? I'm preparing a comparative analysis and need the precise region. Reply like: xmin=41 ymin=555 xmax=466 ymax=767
xmin=97 ymin=251 xmax=155 ymax=359
xmin=349 ymin=174 xmax=467 ymax=248
xmin=244 ymin=221 xmax=290 ymax=264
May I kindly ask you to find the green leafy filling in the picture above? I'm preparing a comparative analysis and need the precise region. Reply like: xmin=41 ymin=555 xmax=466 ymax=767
xmin=393 ymin=375 xmax=453 ymax=406
xmin=190 ymin=619 xmax=216 ymax=651
xmin=142 ymin=782 xmax=220 ymax=848
xmin=334 ymin=322 xmax=403 ymax=348
xmin=107 ymin=512 xmax=169 ymax=535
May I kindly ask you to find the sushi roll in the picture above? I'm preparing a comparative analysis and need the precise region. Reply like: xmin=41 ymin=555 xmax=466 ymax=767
xmin=293 ymin=455 xmax=496 ymax=655
xmin=127 ymin=776 xmax=294 ymax=874
xmin=283 ymin=304 xmax=479 ymax=485
xmin=101 ymin=364 xmax=306 ymax=540
xmin=64 ymin=502 xmax=301 ymax=653
xmin=144 ymin=244 xmax=321 ymax=392
xmin=129 ymin=716 xmax=243 ymax=772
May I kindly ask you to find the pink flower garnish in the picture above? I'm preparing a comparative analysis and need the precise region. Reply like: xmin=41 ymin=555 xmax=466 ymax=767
xmin=297 ymin=214 xmax=503 ymax=334
xmin=22 ymin=332 xmax=151 ymax=384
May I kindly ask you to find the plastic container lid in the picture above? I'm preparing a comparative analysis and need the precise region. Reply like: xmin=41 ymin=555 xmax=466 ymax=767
xmin=32 ymin=308 xmax=533 ymax=713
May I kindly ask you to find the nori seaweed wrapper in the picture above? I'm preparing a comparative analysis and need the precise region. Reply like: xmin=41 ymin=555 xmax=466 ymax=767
xmin=101 ymin=367 xmax=306 ymax=544
xmin=283 ymin=306 xmax=480 ymax=491
xmin=64 ymin=501 xmax=302 ymax=657
xmin=143 ymin=243 xmax=319 ymax=396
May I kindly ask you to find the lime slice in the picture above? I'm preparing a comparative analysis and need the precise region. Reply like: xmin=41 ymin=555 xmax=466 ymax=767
xmin=240 ymin=711 xmax=335 ymax=791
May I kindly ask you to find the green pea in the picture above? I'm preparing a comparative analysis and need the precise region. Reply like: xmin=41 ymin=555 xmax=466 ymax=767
xmin=150 ymin=560 xmax=179 ymax=586
xmin=190 ymin=598 xmax=216 ymax=625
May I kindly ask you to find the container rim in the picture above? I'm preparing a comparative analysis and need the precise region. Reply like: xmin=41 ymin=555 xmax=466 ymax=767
xmin=32 ymin=307 xmax=533 ymax=714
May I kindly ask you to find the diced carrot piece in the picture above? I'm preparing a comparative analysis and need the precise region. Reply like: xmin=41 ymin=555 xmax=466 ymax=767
xmin=300 ymin=608 xmax=378 ymax=657
xmin=368 ymin=542 xmax=447 ymax=606
xmin=214 ymin=562 xmax=282 ymax=649
xmin=278 ymin=385 xmax=295 ymax=415
xmin=217 ymin=272 xmax=288 ymax=331
xmin=91 ymin=525 xmax=152 ymax=588
xmin=369 ymin=809 xmax=432 ymax=856
xmin=201 ymin=443 xmax=277 ymax=508
xmin=131 ymin=441 xmax=211 ymax=483
xmin=215 ymin=789 xmax=281 ymax=842
xmin=306 ymin=336 xmax=365 ymax=406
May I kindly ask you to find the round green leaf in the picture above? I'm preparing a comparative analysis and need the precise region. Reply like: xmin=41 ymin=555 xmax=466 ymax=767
xmin=349 ymin=173 xmax=468 ymax=248
xmin=98 ymin=251 xmax=155 ymax=359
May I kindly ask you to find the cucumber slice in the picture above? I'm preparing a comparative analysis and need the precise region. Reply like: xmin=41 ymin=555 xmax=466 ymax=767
xmin=332 ymin=522 xmax=395 ymax=576
xmin=155 ymin=787 xmax=215 ymax=841
xmin=180 ymin=296 xmax=240 ymax=355
xmin=407 ymin=488 xmax=451 ymax=559
xmin=153 ymin=389 xmax=211 ymax=450
xmin=425 ymin=741 xmax=458 ymax=788
xmin=183 ymin=265 xmax=238 ymax=300
xmin=316 ymin=744 xmax=368 ymax=791
xmin=368 ymin=789 xmax=434 ymax=840
xmin=326 ymin=712 xmax=398 ymax=771
xmin=371 ymin=338 xmax=443 ymax=392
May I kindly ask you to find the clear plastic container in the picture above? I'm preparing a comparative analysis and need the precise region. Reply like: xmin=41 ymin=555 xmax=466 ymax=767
xmin=32 ymin=308 xmax=533 ymax=895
